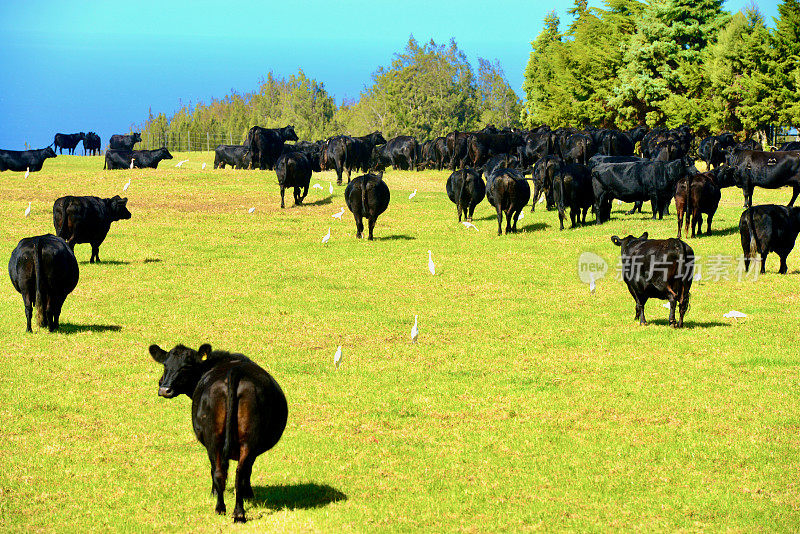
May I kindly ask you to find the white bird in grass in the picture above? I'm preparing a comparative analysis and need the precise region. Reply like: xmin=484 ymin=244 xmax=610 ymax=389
xmin=312 ymin=183 xmax=323 ymax=190
xmin=329 ymin=182 xmax=334 ymax=194
xmin=462 ymin=221 xmax=478 ymax=231
xmin=334 ymin=345 xmax=343 ymax=368
xmin=24 ymin=202 xmax=31 ymax=217
xmin=332 ymin=207 xmax=345 ymax=219
xmin=248 ymin=207 xmax=256 ymax=214
xmin=175 ymin=159 xmax=189 ymax=167
xmin=723 ymin=310 xmax=747 ymax=319
xmin=129 ymin=158 xmax=135 ymax=169
xmin=589 ymin=272 xmax=596 ymax=293
xmin=428 ymin=250 xmax=436 ymax=275
xmin=662 ymin=303 xmax=671 ymax=309
xmin=694 ymin=271 xmax=702 ymax=281
xmin=616 ymin=199 xmax=622 ymax=206
xmin=322 ymin=227 xmax=331 ymax=244
xmin=411 ymin=315 xmax=418 ymax=343
xmin=201 ymin=162 xmax=207 ymax=170
xmin=24 ymin=167 xmax=30 ymax=179
xmin=537 ymin=195 xmax=544 ymax=204
xmin=409 ymin=189 xmax=417 ymax=200
xmin=518 ymin=210 xmax=525 ymax=221
xmin=123 ymin=178 xmax=131 ymax=192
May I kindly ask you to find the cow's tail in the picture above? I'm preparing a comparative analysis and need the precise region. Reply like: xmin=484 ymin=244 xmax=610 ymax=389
xmin=557 ymin=171 xmax=566 ymax=215
xmin=361 ymin=174 xmax=370 ymax=216
xmin=33 ymin=238 xmax=46 ymax=328
xmin=747 ymin=207 xmax=760 ymax=265
xmin=222 ymin=367 xmax=241 ymax=462
xmin=458 ymin=171 xmax=468 ymax=215
xmin=57 ymin=198 xmax=70 ymax=239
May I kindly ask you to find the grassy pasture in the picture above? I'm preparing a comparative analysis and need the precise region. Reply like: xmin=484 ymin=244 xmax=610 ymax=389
xmin=1 ymin=152 xmax=799 ymax=532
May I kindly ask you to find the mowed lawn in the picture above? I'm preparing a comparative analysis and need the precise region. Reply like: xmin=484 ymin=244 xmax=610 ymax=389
xmin=1 ymin=152 xmax=799 ymax=532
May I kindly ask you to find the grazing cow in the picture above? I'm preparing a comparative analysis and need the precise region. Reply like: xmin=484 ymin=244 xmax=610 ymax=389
xmin=675 ymin=172 xmax=721 ymax=238
xmin=591 ymin=159 xmax=687 ymax=223
xmin=150 ymin=343 xmax=287 ymax=523
xmin=109 ymin=133 xmax=142 ymax=151
xmin=53 ymin=132 xmax=85 ymax=155
xmin=560 ymin=133 xmax=596 ymax=165
xmin=83 ymin=132 xmax=101 ymax=155
xmin=721 ymin=150 xmax=800 ymax=208
xmin=778 ymin=141 xmax=800 ymax=152
xmin=446 ymin=169 xmax=486 ymax=222
xmin=380 ymin=136 xmax=418 ymax=170
xmin=349 ymin=132 xmax=387 ymax=175
xmin=611 ymin=232 xmax=694 ymax=327
xmin=546 ymin=160 xmax=593 ymax=229
xmin=324 ymin=135 xmax=355 ymax=184
xmin=739 ymin=204 xmax=800 ymax=274
xmin=485 ymin=162 xmax=530 ymax=235
xmin=8 ymin=234 xmax=79 ymax=332
xmin=0 ymin=147 xmax=57 ymax=172
xmin=214 ymin=145 xmax=252 ymax=169
xmin=275 ymin=147 xmax=321 ymax=208
xmin=53 ymin=195 xmax=131 ymax=263
xmin=246 ymin=125 xmax=298 ymax=170
xmin=104 ymin=148 xmax=173 ymax=169
xmin=344 ymin=172 xmax=391 ymax=240
xmin=699 ymin=133 xmax=736 ymax=170
xmin=467 ymin=130 xmax=523 ymax=168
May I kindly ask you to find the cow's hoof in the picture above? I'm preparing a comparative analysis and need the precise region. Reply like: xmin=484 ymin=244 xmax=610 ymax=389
xmin=233 ymin=511 xmax=246 ymax=523
xmin=215 ymin=505 xmax=226 ymax=515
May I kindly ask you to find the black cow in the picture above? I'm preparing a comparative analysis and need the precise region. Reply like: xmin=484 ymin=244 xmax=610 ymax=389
xmin=0 ymin=147 xmax=57 ymax=172
xmin=275 ymin=146 xmax=321 ymax=208
xmin=739 ymin=204 xmax=800 ymax=274
xmin=53 ymin=195 xmax=131 ymax=263
xmin=598 ymin=130 xmax=635 ymax=157
xmin=560 ymin=133 xmax=596 ymax=165
xmin=381 ymin=136 xmax=418 ymax=170
xmin=446 ymin=169 xmax=486 ymax=222
xmin=323 ymin=135 xmax=355 ymax=184
xmin=246 ymin=125 xmax=298 ymax=170
xmin=651 ymin=139 xmax=687 ymax=163
xmin=721 ymin=150 xmax=800 ymax=208
xmin=109 ymin=133 xmax=142 ymax=151
xmin=54 ymin=132 xmax=85 ymax=155
xmin=344 ymin=172 xmax=390 ymax=240
xmin=485 ymin=162 xmax=531 ymax=235
xmin=83 ymin=132 xmax=101 ymax=155
xmin=419 ymin=139 xmax=435 ymax=169
xmin=349 ymin=132 xmax=387 ymax=175
xmin=104 ymin=148 xmax=173 ymax=169
xmin=675 ymin=171 xmax=720 ymax=239
xmin=8 ymin=234 xmax=79 ymax=332
xmin=698 ymin=133 xmax=736 ymax=170
xmin=150 ymin=343 xmax=287 ymax=523
xmin=592 ymin=159 xmax=687 ymax=223
xmin=432 ymin=136 xmax=449 ymax=171
xmin=611 ymin=232 xmax=694 ymax=327
xmin=547 ymin=160 xmax=593 ymax=229
xmin=447 ymin=126 xmax=497 ymax=170
xmin=214 ymin=145 xmax=252 ymax=169
xmin=467 ymin=130 xmax=523 ymax=168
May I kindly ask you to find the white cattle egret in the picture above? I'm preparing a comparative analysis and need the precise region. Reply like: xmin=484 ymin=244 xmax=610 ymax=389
xmin=123 ymin=178 xmax=131 ymax=192
xmin=312 ymin=183 xmax=323 ymax=190
xmin=616 ymin=199 xmax=622 ymax=206
xmin=694 ymin=272 xmax=702 ymax=281
xmin=462 ymin=221 xmax=478 ymax=231
xmin=175 ymin=159 xmax=189 ymax=167
xmin=201 ymin=162 xmax=207 ymax=170
xmin=428 ymin=250 xmax=435 ymax=275
xmin=130 ymin=158 xmax=135 ymax=169
xmin=332 ymin=207 xmax=345 ymax=219
xmin=537 ymin=195 xmax=544 ymax=204
xmin=662 ymin=303 xmax=671 ymax=309
xmin=409 ymin=189 xmax=417 ymax=200
xmin=24 ymin=202 xmax=31 ymax=217
xmin=334 ymin=345 xmax=343 ymax=368
xmin=518 ymin=210 xmax=525 ymax=221
xmin=411 ymin=315 xmax=418 ymax=343
xmin=322 ymin=227 xmax=331 ymax=244
xmin=329 ymin=182 xmax=334 ymax=194
xmin=723 ymin=310 xmax=747 ymax=318
xmin=248 ymin=207 xmax=256 ymax=214
xmin=24 ymin=167 xmax=30 ymax=179
xmin=589 ymin=272 xmax=596 ymax=293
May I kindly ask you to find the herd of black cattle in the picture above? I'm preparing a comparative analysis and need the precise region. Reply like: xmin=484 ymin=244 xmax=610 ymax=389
xmin=4 ymin=124 xmax=800 ymax=522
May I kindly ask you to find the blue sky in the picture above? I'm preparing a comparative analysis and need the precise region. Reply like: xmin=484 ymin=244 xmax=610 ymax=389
xmin=0 ymin=0 xmax=780 ymax=149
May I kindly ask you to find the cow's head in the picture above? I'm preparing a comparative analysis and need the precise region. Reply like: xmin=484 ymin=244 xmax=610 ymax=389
xmin=132 ymin=132 xmax=142 ymax=143
xmin=44 ymin=147 xmax=56 ymax=158
xmin=370 ymin=132 xmax=387 ymax=146
xmin=79 ymin=132 xmax=86 ymax=139
xmin=159 ymin=148 xmax=173 ymax=160
xmin=283 ymin=126 xmax=299 ymax=142
xmin=150 ymin=343 xmax=213 ymax=398
xmin=107 ymin=195 xmax=132 ymax=220
xmin=611 ymin=232 xmax=648 ymax=250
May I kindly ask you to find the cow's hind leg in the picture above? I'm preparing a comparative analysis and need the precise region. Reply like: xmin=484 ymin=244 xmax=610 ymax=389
xmin=355 ymin=213 xmax=364 ymax=239
xmin=232 ymin=446 xmax=255 ymax=523
xmin=23 ymin=295 xmax=32 ymax=333
xmin=678 ymin=289 xmax=690 ymax=328
xmin=209 ymin=450 xmax=229 ymax=515
xmin=90 ymin=244 xmax=100 ymax=263
xmin=789 ymin=185 xmax=800 ymax=207
xmin=280 ymin=186 xmax=286 ymax=209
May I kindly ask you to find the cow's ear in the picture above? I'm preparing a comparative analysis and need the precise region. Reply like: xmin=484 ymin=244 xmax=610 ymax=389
xmin=611 ymin=236 xmax=621 ymax=246
xmin=198 ymin=344 xmax=212 ymax=362
xmin=639 ymin=232 xmax=649 ymax=240
xmin=149 ymin=344 xmax=168 ymax=363
xmin=120 ymin=197 xmax=128 ymax=204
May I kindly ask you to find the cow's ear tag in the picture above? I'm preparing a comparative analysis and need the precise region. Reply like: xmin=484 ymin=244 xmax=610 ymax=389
xmin=201 ymin=353 xmax=208 ymax=361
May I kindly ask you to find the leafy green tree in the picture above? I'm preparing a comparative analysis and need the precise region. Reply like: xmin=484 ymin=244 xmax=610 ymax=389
xmin=477 ymin=58 xmax=522 ymax=128
xmin=773 ymin=0 xmax=800 ymax=127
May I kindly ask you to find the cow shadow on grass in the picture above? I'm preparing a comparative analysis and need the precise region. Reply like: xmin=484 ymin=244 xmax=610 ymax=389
xmin=701 ymin=224 xmax=740 ymax=237
xmin=78 ymin=260 xmax=130 ymax=266
xmin=251 ymin=483 xmax=346 ymax=511
xmin=645 ymin=319 xmax=729 ymax=329
xmin=302 ymin=196 xmax=334 ymax=207
xmin=58 ymin=323 xmax=122 ymax=334
xmin=375 ymin=234 xmax=416 ymax=241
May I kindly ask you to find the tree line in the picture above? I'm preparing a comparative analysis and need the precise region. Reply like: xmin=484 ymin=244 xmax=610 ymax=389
xmin=135 ymin=37 xmax=522 ymax=147
xmin=523 ymin=0 xmax=800 ymax=143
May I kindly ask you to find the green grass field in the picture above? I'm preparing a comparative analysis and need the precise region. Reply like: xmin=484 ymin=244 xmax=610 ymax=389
xmin=1 ymin=153 xmax=798 ymax=532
